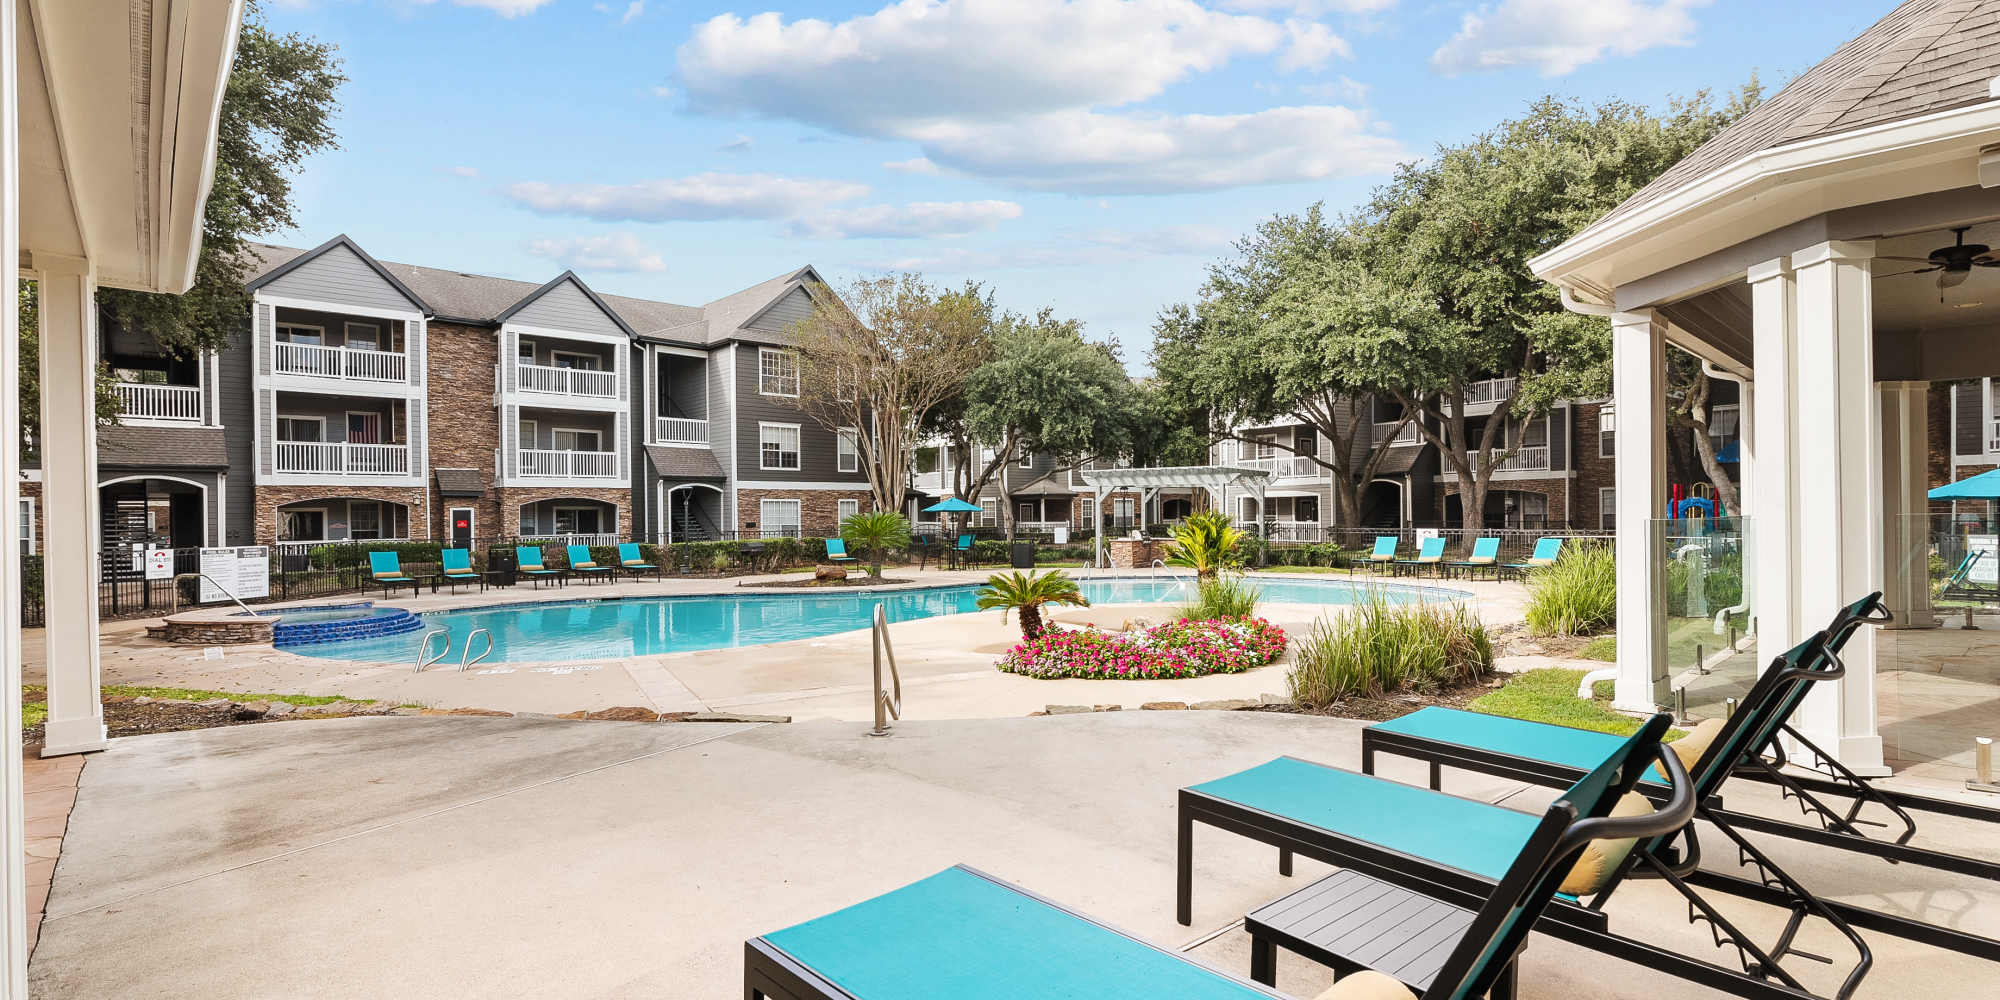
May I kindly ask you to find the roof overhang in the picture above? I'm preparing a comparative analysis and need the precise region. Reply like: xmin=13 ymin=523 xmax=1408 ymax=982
xmin=1532 ymin=100 xmax=2000 ymax=306
xmin=20 ymin=0 xmax=244 ymax=293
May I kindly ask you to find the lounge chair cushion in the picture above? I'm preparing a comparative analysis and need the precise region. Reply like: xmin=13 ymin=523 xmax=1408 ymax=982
xmin=445 ymin=569 xmax=477 ymax=577
xmin=623 ymin=559 xmax=649 ymax=567
xmin=574 ymin=561 xmax=598 ymax=569
xmin=1558 ymin=791 xmax=1654 ymax=896
xmin=372 ymin=571 xmax=406 ymax=580
xmin=1669 ymin=717 xmax=1726 ymax=772
xmin=1314 ymin=971 xmax=1416 ymax=1000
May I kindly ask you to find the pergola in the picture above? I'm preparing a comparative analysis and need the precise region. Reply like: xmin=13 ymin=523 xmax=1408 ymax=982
xmin=1080 ymin=465 xmax=1271 ymax=568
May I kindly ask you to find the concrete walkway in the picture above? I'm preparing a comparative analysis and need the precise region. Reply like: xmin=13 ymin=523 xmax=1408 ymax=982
xmin=30 ymin=712 xmax=1996 ymax=999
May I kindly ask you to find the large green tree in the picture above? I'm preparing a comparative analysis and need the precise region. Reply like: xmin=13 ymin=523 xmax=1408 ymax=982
xmin=19 ymin=0 xmax=343 ymax=451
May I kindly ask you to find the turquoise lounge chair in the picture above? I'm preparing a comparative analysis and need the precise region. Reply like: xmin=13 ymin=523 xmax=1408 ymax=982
xmin=515 ymin=545 xmax=563 ymax=588
xmin=1499 ymin=536 xmax=1562 ymax=580
xmin=566 ymin=544 xmax=612 ymax=585
xmin=440 ymin=548 xmax=481 ymax=593
xmin=823 ymin=538 xmax=859 ymax=564
xmin=617 ymin=542 xmax=661 ymax=579
xmin=366 ymin=551 xmax=419 ymax=598
xmin=1363 ymin=535 xmax=1398 ymax=573
xmin=1941 ymin=549 xmax=1986 ymax=598
xmin=1444 ymin=536 xmax=1501 ymax=580
xmin=1392 ymin=536 xmax=1447 ymax=577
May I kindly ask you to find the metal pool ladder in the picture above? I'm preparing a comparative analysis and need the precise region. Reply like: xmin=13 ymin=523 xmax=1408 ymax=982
xmin=869 ymin=604 xmax=903 ymax=737
xmin=459 ymin=627 xmax=493 ymax=671
xmin=415 ymin=629 xmax=451 ymax=673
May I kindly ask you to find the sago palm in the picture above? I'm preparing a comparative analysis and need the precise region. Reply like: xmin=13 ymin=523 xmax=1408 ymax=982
xmin=840 ymin=510 xmax=913 ymax=578
xmin=1163 ymin=512 xmax=1242 ymax=579
xmin=975 ymin=570 xmax=1090 ymax=640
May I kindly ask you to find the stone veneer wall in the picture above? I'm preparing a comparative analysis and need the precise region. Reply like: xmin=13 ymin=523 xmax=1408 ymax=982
xmin=424 ymin=321 xmax=501 ymax=540
xmin=496 ymin=486 xmax=632 ymax=537
xmin=253 ymin=485 xmax=433 ymax=544
xmin=1436 ymin=479 xmax=1571 ymax=530
xmin=736 ymin=488 xmax=875 ymax=537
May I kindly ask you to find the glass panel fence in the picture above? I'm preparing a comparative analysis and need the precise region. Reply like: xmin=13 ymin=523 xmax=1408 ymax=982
xmin=1874 ymin=510 xmax=2000 ymax=780
xmin=1652 ymin=516 xmax=1758 ymax=721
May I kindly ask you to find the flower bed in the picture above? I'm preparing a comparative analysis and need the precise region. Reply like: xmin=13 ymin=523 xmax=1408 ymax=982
xmin=997 ymin=617 xmax=1289 ymax=680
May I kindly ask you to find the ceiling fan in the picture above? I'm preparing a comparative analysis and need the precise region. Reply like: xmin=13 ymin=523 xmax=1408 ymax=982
xmin=1878 ymin=227 xmax=2000 ymax=298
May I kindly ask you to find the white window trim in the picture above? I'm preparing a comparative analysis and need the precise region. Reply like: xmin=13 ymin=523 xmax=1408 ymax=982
xmin=760 ymin=498 xmax=804 ymax=536
xmin=759 ymin=421 xmax=803 ymax=471
xmin=276 ymin=414 xmax=326 ymax=442
xmin=1598 ymin=404 xmax=1616 ymax=459
xmin=549 ymin=348 xmax=603 ymax=371
xmin=276 ymin=505 xmax=329 ymax=542
xmin=343 ymin=321 xmax=382 ymax=350
xmin=275 ymin=322 xmax=325 ymax=344
xmin=836 ymin=498 xmax=861 ymax=523
xmin=553 ymin=504 xmax=605 ymax=535
xmin=1018 ymin=448 xmax=1033 ymax=469
xmin=552 ymin=426 xmax=604 ymax=452
xmin=18 ymin=497 xmax=36 ymax=556
xmin=349 ymin=500 xmax=383 ymax=539
xmin=837 ymin=426 xmax=860 ymax=474
xmin=517 ymin=338 xmax=537 ymax=364
xmin=758 ymin=347 xmax=800 ymax=398
xmin=1598 ymin=487 xmax=1617 ymax=531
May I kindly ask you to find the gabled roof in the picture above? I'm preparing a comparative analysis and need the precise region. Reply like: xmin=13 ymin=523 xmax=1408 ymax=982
xmin=646 ymin=445 xmax=726 ymax=480
xmin=697 ymin=265 xmax=826 ymax=345
xmin=1599 ymin=0 xmax=2000 ymax=227
xmin=244 ymin=234 xmax=432 ymax=313
xmin=494 ymin=271 xmax=638 ymax=339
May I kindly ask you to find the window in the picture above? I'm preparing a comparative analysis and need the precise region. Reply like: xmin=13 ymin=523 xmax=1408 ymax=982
xmin=1503 ymin=491 xmax=1548 ymax=530
xmin=555 ymin=506 xmax=602 ymax=535
xmin=758 ymin=348 xmax=800 ymax=396
xmin=1019 ymin=448 xmax=1033 ymax=470
xmin=759 ymin=423 xmax=801 ymax=470
xmin=343 ymin=322 xmax=381 ymax=351
xmin=519 ymin=507 xmax=539 ymax=534
xmin=517 ymin=339 xmax=537 ymax=365
xmin=835 ymin=365 xmax=857 ymax=402
xmin=279 ymin=508 xmax=326 ymax=542
xmin=1113 ymin=496 xmax=1135 ymax=524
xmin=914 ymin=446 xmax=941 ymax=475
xmin=276 ymin=415 xmax=324 ymax=442
xmin=553 ymin=428 xmax=602 ymax=452
xmin=977 ymin=498 xmax=998 ymax=527
xmin=349 ymin=501 xmax=382 ymax=539
xmin=18 ymin=498 xmax=35 ymax=556
xmin=1297 ymin=496 xmax=1320 ymax=523
xmin=346 ymin=412 xmax=382 ymax=444
xmin=837 ymin=498 xmax=860 ymax=524
xmin=1018 ymin=502 xmax=1036 ymax=524
xmin=550 ymin=349 xmax=601 ymax=371
xmin=1078 ymin=497 xmax=1095 ymax=529
xmin=1599 ymin=487 xmax=1617 ymax=531
xmin=1598 ymin=404 xmax=1615 ymax=458
xmin=518 ymin=419 xmax=538 ymax=449
xmin=837 ymin=427 xmax=860 ymax=473
xmin=1708 ymin=404 xmax=1739 ymax=446
xmin=759 ymin=498 xmax=802 ymax=537
xmin=275 ymin=323 xmax=322 ymax=345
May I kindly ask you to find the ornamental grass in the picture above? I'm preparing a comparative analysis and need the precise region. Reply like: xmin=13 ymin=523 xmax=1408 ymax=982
xmin=1288 ymin=596 xmax=1492 ymax=707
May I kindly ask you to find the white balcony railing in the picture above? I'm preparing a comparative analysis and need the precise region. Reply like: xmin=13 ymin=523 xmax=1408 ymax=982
xmin=273 ymin=441 xmax=411 ymax=475
xmin=1464 ymin=377 xmax=1518 ymax=406
xmin=1259 ymin=521 xmax=1322 ymax=542
xmin=519 ymin=449 xmax=619 ymax=478
xmin=1472 ymin=445 xmax=1550 ymax=472
xmin=518 ymin=363 xmax=616 ymax=398
xmin=1236 ymin=454 xmax=1318 ymax=478
xmin=519 ymin=532 xmax=620 ymax=549
xmin=656 ymin=416 xmax=709 ymax=445
xmin=115 ymin=382 xmax=203 ymax=422
xmin=274 ymin=341 xmax=409 ymax=382
xmin=1372 ymin=420 xmax=1420 ymax=446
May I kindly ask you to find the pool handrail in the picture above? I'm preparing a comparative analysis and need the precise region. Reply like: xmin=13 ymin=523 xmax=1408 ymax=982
xmin=460 ymin=627 xmax=493 ymax=671
xmin=870 ymin=604 xmax=902 ymax=737
xmin=415 ymin=628 xmax=451 ymax=673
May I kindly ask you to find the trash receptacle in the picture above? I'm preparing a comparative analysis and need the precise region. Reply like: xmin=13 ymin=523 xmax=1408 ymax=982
xmin=488 ymin=546 xmax=517 ymax=586
xmin=1010 ymin=541 xmax=1035 ymax=569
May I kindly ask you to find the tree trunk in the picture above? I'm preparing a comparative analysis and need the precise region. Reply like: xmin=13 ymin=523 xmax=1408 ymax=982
xmin=1020 ymin=602 xmax=1044 ymax=640
xmin=1682 ymin=369 xmax=1742 ymax=516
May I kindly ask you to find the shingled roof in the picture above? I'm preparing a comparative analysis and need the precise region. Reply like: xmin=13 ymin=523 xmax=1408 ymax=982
xmin=1600 ymin=0 xmax=2000 ymax=226
xmin=645 ymin=445 xmax=726 ymax=481
xmin=97 ymin=425 xmax=229 ymax=469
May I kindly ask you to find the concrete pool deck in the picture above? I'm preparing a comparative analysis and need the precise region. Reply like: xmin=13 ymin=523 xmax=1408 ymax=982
xmin=29 ymin=711 xmax=1997 ymax=999
xmin=35 ymin=569 xmax=1524 ymax=721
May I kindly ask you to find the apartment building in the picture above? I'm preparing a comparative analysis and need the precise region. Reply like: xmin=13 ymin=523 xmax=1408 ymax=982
xmin=29 ymin=234 xmax=872 ymax=557
xmin=906 ymin=444 xmax=1179 ymax=538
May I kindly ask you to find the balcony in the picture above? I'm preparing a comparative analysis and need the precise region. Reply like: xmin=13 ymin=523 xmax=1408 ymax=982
xmin=518 ymin=363 xmax=615 ymax=398
xmin=1464 ymin=377 xmax=1517 ymax=406
xmin=274 ymin=442 xmax=410 ymax=475
xmin=656 ymin=416 xmax=709 ymax=446
xmin=1236 ymin=454 xmax=1318 ymax=478
xmin=274 ymin=342 xmax=409 ymax=383
xmin=520 ymin=449 xmax=619 ymax=478
xmin=1472 ymin=445 xmax=1550 ymax=473
xmin=1372 ymin=420 xmax=1419 ymax=446
xmin=115 ymin=382 xmax=202 ymax=422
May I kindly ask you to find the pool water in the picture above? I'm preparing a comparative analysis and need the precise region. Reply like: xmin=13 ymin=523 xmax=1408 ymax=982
xmin=288 ymin=576 xmax=1457 ymax=665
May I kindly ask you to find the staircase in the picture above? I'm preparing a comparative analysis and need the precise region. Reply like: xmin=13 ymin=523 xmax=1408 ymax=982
xmin=670 ymin=493 xmax=721 ymax=541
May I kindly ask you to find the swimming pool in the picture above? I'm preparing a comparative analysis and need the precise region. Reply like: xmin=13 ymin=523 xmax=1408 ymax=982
xmin=287 ymin=576 xmax=1461 ymax=665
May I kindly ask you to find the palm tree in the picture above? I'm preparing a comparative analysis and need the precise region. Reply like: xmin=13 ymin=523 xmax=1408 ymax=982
xmin=1163 ymin=511 xmax=1242 ymax=579
xmin=976 ymin=570 xmax=1090 ymax=640
xmin=840 ymin=510 xmax=912 ymax=578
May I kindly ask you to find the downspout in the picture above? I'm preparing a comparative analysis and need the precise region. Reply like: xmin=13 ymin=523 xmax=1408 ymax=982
xmin=1567 ymin=283 xmax=1621 ymax=698
xmin=1700 ymin=361 xmax=1752 ymax=636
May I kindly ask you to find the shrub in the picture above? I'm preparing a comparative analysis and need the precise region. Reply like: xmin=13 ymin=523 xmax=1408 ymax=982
xmin=1179 ymin=575 xmax=1261 ymax=620
xmin=1523 ymin=542 xmax=1617 ymax=636
xmin=1289 ymin=597 xmax=1492 ymax=707
xmin=841 ymin=510 xmax=912 ymax=577
xmin=976 ymin=569 xmax=1090 ymax=640
xmin=998 ymin=617 xmax=1288 ymax=679
xmin=1163 ymin=512 xmax=1243 ymax=577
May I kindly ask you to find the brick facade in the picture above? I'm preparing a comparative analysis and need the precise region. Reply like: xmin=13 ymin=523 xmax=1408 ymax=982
xmin=424 ymin=321 xmax=501 ymax=540
xmin=1436 ymin=479 xmax=1572 ymax=530
xmin=1572 ymin=402 xmax=1616 ymax=529
xmin=737 ymin=488 xmax=874 ymax=537
xmin=252 ymin=485 xmax=432 ymax=545
xmin=496 ymin=485 xmax=632 ymax=537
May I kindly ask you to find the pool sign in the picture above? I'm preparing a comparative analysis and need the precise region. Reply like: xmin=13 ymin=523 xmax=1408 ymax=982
xmin=1971 ymin=535 xmax=1999 ymax=586
xmin=145 ymin=548 xmax=174 ymax=581
xmin=198 ymin=546 xmax=271 ymax=603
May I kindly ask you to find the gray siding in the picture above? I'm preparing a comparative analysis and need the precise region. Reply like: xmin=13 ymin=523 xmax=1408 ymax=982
xmin=730 ymin=344 xmax=861 ymax=483
xmin=663 ymin=356 xmax=706 ymax=418
xmin=270 ymin=306 xmax=406 ymax=351
xmin=629 ymin=343 xmax=649 ymax=533
xmin=260 ymin=243 xmax=420 ymax=313
xmin=270 ymin=395 xmax=401 ymax=443
xmin=513 ymin=410 xmax=616 ymax=450
xmin=218 ymin=338 xmax=256 ymax=543
xmin=516 ymin=336 xmax=614 ymax=369
xmin=746 ymin=286 xmax=814 ymax=333
xmin=509 ymin=279 xmax=627 ymax=339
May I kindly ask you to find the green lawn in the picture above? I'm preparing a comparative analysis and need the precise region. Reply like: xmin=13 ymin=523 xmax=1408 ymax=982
xmin=21 ymin=684 xmax=376 ymax=730
xmin=1467 ymin=668 xmax=1684 ymax=740
xmin=1578 ymin=635 xmax=1616 ymax=662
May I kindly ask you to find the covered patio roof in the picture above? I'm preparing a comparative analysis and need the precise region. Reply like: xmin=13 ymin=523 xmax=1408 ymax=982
xmin=1080 ymin=466 xmax=1272 ymax=567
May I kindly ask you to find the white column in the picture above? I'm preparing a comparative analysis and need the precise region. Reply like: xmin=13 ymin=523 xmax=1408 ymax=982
xmin=35 ymin=257 xmax=109 ymax=756
xmin=1748 ymin=257 xmax=1800 ymax=663
xmin=1791 ymin=240 xmax=1885 ymax=774
xmin=0 ymin=0 xmax=30 ymax=986
xmin=1878 ymin=381 xmax=1936 ymax=631
xmin=1611 ymin=309 xmax=1668 ymax=713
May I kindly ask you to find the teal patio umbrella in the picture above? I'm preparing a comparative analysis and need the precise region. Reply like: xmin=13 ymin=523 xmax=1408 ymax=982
xmin=1930 ymin=469 xmax=2000 ymax=500
xmin=921 ymin=497 xmax=985 ymax=567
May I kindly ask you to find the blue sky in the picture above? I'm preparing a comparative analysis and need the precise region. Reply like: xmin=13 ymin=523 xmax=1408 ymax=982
xmin=264 ymin=0 xmax=1891 ymax=368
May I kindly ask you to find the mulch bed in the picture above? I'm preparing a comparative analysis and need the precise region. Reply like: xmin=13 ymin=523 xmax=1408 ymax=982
xmin=21 ymin=691 xmax=404 ymax=752
xmin=743 ymin=577 xmax=917 ymax=589
xmin=1249 ymin=676 xmax=1499 ymax=723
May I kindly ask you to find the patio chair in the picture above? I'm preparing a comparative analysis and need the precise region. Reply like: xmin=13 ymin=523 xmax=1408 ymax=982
xmin=749 ymin=722 xmax=1681 ymax=1000
xmin=911 ymin=533 xmax=935 ymax=571
xmin=1499 ymin=537 xmax=1562 ymax=580
xmin=1181 ymin=630 xmax=1879 ymax=1000
xmin=1364 ymin=535 xmax=1398 ymax=574
xmin=616 ymin=543 xmax=661 ymax=579
xmin=566 ymin=544 xmax=613 ymax=585
xmin=951 ymin=533 xmax=976 ymax=569
xmin=823 ymin=538 xmax=859 ymax=565
xmin=515 ymin=545 xmax=563 ymax=588
xmin=366 ymin=551 xmax=420 ymax=599
xmin=440 ymin=548 xmax=481 ymax=593
xmin=1444 ymin=537 xmax=1501 ymax=580
xmin=1940 ymin=549 xmax=1986 ymax=600
xmin=1392 ymin=536 xmax=1446 ymax=577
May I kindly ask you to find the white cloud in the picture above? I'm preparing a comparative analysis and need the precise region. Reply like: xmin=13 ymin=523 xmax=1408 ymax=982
xmin=1222 ymin=0 xmax=1397 ymax=13
xmin=882 ymin=157 xmax=942 ymax=175
xmin=720 ymin=134 xmax=754 ymax=153
xmin=1279 ymin=20 xmax=1350 ymax=71
xmin=504 ymin=172 xmax=869 ymax=222
xmin=410 ymin=0 xmax=555 ymax=17
xmin=857 ymin=223 xmax=1232 ymax=271
xmin=786 ymin=200 xmax=1023 ymax=239
xmin=1431 ymin=0 xmax=1707 ymax=77
xmin=1298 ymin=75 xmax=1369 ymax=102
xmin=526 ymin=234 xmax=668 ymax=273
xmin=447 ymin=165 xmax=480 ymax=178
xmin=649 ymin=85 xmax=675 ymax=99
xmin=619 ymin=0 xmax=644 ymax=24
